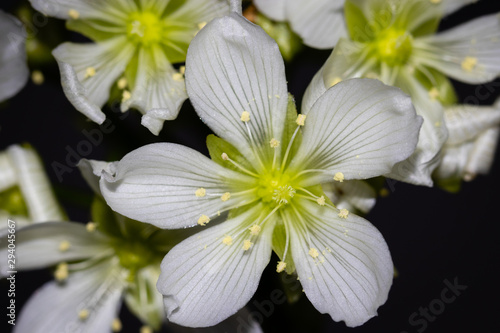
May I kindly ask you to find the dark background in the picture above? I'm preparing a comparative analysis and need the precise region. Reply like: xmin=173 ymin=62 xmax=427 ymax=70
xmin=1 ymin=0 xmax=500 ymax=332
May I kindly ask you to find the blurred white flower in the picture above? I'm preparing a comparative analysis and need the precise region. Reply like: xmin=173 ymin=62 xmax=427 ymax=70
xmin=29 ymin=0 xmax=229 ymax=135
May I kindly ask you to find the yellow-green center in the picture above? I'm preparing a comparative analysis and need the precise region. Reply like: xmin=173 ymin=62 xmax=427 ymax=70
xmin=372 ymin=28 xmax=413 ymax=66
xmin=256 ymin=171 xmax=296 ymax=206
xmin=126 ymin=12 xmax=164 ymax=46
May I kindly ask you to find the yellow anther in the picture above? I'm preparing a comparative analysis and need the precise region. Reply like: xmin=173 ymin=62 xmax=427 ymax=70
xmin=198 ymin=215 xmax=210 ymax=226
xmin=86 ymin=222 xmax=96 ymax=232
xmin=31 ymin=70 xmax=44 ymax=85
xmin=296 ymin=114 xmax=306 ymax=126
xmin=269 ymin=138 xmax=280 ymax=148
xmin=242 ymin=240 xmax=253 ymax=251
xmin=333 ymin=172 xmax=344 ymax=182
xmin=338 ymin=208 xmax=349 ymax=219
xmin=180 ymin=66 xmax=186 ymax=74
xmin=435 ymin=121 xmax=442 ymax=127
xmin=84 ymin=67 xmax=96 ymax=78
xmin=329 ymin=77 xmax=342 ymax=87
xmin=428 ymin=87 xmax=440 ymax=100
xmin=140 ymin=326 xmax=153 ymax=333
xmin=222 ymin=235 xmax=233 ymax=245
xmin=316 ymin=196 xmax=326 ymax=206
xmin=112 ymin=318 xmax=122 ymax=332
xmin=78 ymin=309 xmax=89 ymax=320
xmin=172 ymin=72 xmax=183 ymax=81
xmin=240 ymin=111 xmax=250 ymax=122
xmin=68 ymin=9 xmax=80 ymax=20
xmin=195 ymin=188 xmax=206 ymax=197
xmin=54 ymin=263 xmax=69 ymax=281
xmin=276 ymin=261 xmax=287 ymax=273
xmin=117 ymin=77 xmax=128 ymax=89
xmin=198 ymin=22 xmax=207 ymax=30
xmin=429 ymin=0 xmax=441 ymax=4
xmin=221 ymin=192 xmax=231 ymax=202
xmin=122 ymin=90 xmax=131 ymax=102
xmin=461 ymin=56 xmax=478 ymax=72
xmin=221 ymin=153 xmax=229 ymax=161
xmin=58 ymin=240 xmax=71 ymax=252
xmin=379 ymin=188 xmax=390 ymax=197
xmin=309 ymin=248 xmax=319 ymax=258
xmin=249 ymin=224 xmax=261 ymax=236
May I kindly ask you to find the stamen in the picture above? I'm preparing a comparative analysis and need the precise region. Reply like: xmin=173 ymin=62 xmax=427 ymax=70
xmin=58 ymin=240 xmax=71 ymax=252
xmin=309 ymin=248 xmax=319 ymax=258
xmin=78 ymin=309 xmax=89 ymax=321
xmin=338 ymin=209 xmax=349 ymax=219
xmin=269 ymin=138 xmax=280 ymax=148
xmin=240 ymin=111 xmax=251 ymax=122
xmin=140 ymin=326 xmax=153 ymax=333
xmin=461 ymin=56 xmax=478 ymax=72
xmin=86 ymin=222 xmax=96 ymax=232
xmin=198 ymin=214 xmax=210 ymax=226
xmin=249 ymin=224 xmax=261 ymax=236
xmin=122 ymin=90 xmax=131 ymax=102
xmin=112 ymin=318 xmax=122 ymax=332
xmin=195 ymin=188 xmax=206 ymax=197
xmin=296 ymin=114 xmax=306 ymax=126
xmin=222 ymin=235 xmax=233 ymax=246
xmin=172 ymin=72 xmax=183 ymax=81
xmin=31 ymin=70 xmax=44 ymax=85
xmin=54 ymin=263 xmax=69 ymax=281
xmin=84 ymin=67 xmax=96 ymax=78
xmin=68 ymin=9 xmax=80 ymax=20
xmin=281 ymin=125 xmax=301 ymax=168
xmin=242 ymin=240 xmax=253 ymax=251
xmin=333 ymin=172 xmax=345 ymax=182
xmin=221 ymin=192 xmax=231 ymax=202
xmin=221 ymin=153 xmax=259 ymax=177
xmin=117 ymin=77 xmax=128 ymax=89
xmin=276 ymin=261 xmax=287 ymax=273
xmin=317 ymin=196 xmax=326 ymax=206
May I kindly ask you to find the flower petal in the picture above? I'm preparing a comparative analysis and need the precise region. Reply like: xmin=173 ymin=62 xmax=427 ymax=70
xmin=13 ymin=259 xmax=123 ymax=333
xmin=254 ymin=0 xmax=287 ymax=21
xmin=157 ymin=207 xmax=274 ymax=327
xmin=465 ymin=127 xmax=500 ymax=180
xmin=322 ymin=180 xmax=376 ymax=214
xmin=0 ymin=222 xmax=109 ymax=276
xmin=6 ymin=145 xmax=65 ymax=221
xmin=52 ymin=38 xmax=135 ymax=124
xmin=290 ymin=79 xmax=422 ymax=186
xmin=77 ymin=159 xmax=117 ymax=197
xmin=185 ymin=12 xmax=288 ymax=170
xmin=286 ymin=0 xmax=346 ymax=49
xmin=414 ymin=13 xmax=500 ymax=84
xmin=433 ymin=143 xmax=472 ymax=182
xmin=0 ymin=10 xmax=29 ymax=102
xmin=288 ymin=200 xmax=393 ymax=327
xmin=99 ymin=143 xmax=252 ymax=229
xmin=29 ymin=0 xmax=135 ymax=23
xmin=122 ymin=46 xmax=187 ymax=135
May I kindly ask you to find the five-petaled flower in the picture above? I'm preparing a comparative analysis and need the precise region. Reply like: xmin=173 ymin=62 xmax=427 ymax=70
xmin=97 ymin=3 xmax=423 ymax=328
xmin=29 ymin=0 xmax=229 ymax=135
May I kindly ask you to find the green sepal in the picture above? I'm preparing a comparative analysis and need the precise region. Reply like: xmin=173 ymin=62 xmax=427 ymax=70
xmin=279 ymin=271 xmax=303 ymax=304
xmin=345 ymin=0 xmax=371 ymax=42
xmin=206 ymin=134 xmax=255 ymax=173
xmin=434 ymin=176 xmax=462 ymax=193
xmin=272 ymin=219 xmax=296 ymax=274
xmin=66 ymin=19 xmax=118 ymax=42
xmin=255 ymin=13 xmax=302 ymax=62
xmin=281 ymin=94 xmax=302 ymax=169
xmin=0 ymin=186 xmax=29 ymax=217
xmin=414 ymin=66 xmax=458 ymax=106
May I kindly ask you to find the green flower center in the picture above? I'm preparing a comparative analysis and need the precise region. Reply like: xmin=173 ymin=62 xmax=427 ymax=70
xmin=126 ymin=12 xmax=164 ymax=46
xmin=372 ymin=28 xmax=413 ymax=66
xmin=114 ymin=240 xmax=155 ymax=278
xmin=0 ymin=186 xmax=28 ymax=217
xmin=256 ymin=171 xmax=296 ymax=207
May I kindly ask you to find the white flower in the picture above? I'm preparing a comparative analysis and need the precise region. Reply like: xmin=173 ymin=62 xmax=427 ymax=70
xmin=0 ymin=10 xmax=29 ymax=102
xmin=0 ymin=144 xmax=65 ymax=230
xmin=97 ymin=2 xmax=422 ymax=327
xmin=254 ymin=0 xmax=479 ymax=49
xmin=0 ymin=159 xmax=262 ymax=332
xmin=305 ymin=0 xmax=500 ymax=186
xmin=434 ymin=98 xmax=500 ymax=190
xmin=321 ymin=180 xmax=377 ymax=215
xmin=29 ymin=0 xmax=229 ymax=135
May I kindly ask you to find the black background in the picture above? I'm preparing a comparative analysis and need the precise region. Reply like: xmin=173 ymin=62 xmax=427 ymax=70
xmin=1 ymin=1 xmax=500 ymax=332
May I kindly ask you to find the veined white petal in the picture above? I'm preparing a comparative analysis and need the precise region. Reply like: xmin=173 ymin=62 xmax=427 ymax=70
xmin=444 ymin=100 xmax=500 ymax=145
xmin=122 ymin=46 xmax=187 ymax=135
xmin=0 ymin=222 xmax=110 ymax=276
xmin=157 ymin=207 xmax=274 ymax=327
xmin=385 ymin=72 xmax=448 ymax=186
xmin=7 ymin=145 xmax=65 ymax=222
xmin=290 ymin=79 xmax=422 ymax=186
xmin=254 ymin=0 xmax=287 ymax=21
xmin=167 ymin=0 xmax=230 ymax=23
xmin=434 ymin=143 xmax=473 ymax=181
xmin=77 ymin=159 xmax=117 ymax=197
xmin=322 ymin=180 xmax=376 ymax=214
xmin=29 ymin=0 xmax=134 ymax=23
xmin=13 ymin=259 xmax=124 ymax=333
xmin=465 ymin=127 xmax=500 ymax=180
xmin=0 ymin=10 xmax=29 ymax=102
xmin=185 ymin=13 xmax=288 ymax=170
xmin=52 ymin=38 xmax=135 ymax=124
xmin=441 ymin=0 xmax=478 ymax=17
xmin=286 ymin=0 xmax=345 ymax=49
xmin=288 ymin=200 xmax=393 ymax=327
xmin=414 ymin=13 xmax=500 ymax=84
xmin=100 ymin=143 xmax=252 ymax=229
xmin=169 ymin=307 xmax=263 ymax=333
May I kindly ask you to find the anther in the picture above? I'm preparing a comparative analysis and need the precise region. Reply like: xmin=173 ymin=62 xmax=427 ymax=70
xmin=249 ymin=224 xmax=261 ymax=235
xmin=84 ymin=67 xmax=96 ymax=78
xmin=309 ymin=248 xmax=319 ymax=258
xmin=338 ymin=209 xmax=349 ymax=219
xmin=86 ymin=222 xmax=96 ymax=232
xmin=68 ymin=9 xmax=80 ymax=20
xmin=461 ymin=56 xmax=478 ymax=72
xmin=243 ymin=240 xmax=253 ymax=251
xmin=240 ymin=111 xmax=250 ymax=122
xmin=269 ymin=138 xmax=280 ymax=148
xmin=112 ymin=318 xmax=122 ymax=332
xmin=222 ymin=235 xmax=233 ymax=245
xmin=276 ymin=261 xmax=287 ymax=273
xmin=333 ymin=172 xmax=344 ymax=182
xmin=221 ymin=192 xmax=231 ymax=201
xmin=58 ymin=240 xmax=71 ymax=252
xmin=117 ymin=77 xmax=128 ymax=89
xmin=195 ymin=188 xmax=206 ymax=197
xmin=316 ymin=196 xmax=326 ymax=206
xmin=198 ymin=215 xmax=210 ymax=226
xmin=78 ymin=309 xmax=90 ymax=321
xmin=296 ymin=114 xmax=306 ymax=126
xmin=54 ymin=263 xmax=69 ymax=281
